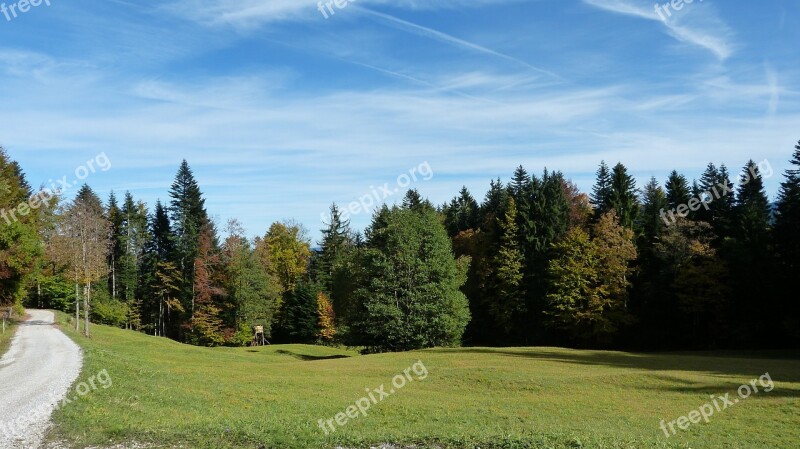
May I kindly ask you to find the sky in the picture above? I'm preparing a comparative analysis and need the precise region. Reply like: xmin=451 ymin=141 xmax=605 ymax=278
xmin=0 ymin=0 xmax=798 ymax=241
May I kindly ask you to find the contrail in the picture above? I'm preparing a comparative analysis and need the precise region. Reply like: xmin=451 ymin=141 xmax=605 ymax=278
xmin=357 ymin=7 xmax=561 ymax=80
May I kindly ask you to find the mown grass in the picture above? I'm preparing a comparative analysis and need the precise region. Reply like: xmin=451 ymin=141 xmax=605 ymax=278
xmin=49 ymin=311 xmax=800 ymax=449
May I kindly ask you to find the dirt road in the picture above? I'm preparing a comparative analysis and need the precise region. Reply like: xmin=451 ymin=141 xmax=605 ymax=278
xmin=0 ymin=310 xmax=82 ymax=449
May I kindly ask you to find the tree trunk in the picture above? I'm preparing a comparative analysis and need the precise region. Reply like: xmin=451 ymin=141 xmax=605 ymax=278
xmin=84 ymin=283 xmax=90 ymax=337
xmin=111 ymin=253 xmax=116 ymax=299
xmin=161 ymin=298 xmax=164 ymax=337
xmin=75 ymin=281 xmax=80 ymax=332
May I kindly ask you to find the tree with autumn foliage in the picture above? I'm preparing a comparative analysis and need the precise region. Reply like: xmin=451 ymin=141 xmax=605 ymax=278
xmin=316 ymin=292 xmax=336 ymax=343
xmin=223 ymin=219 xmax=280 ymax=345
xmin=186 ymin=223 xmax=225 ymax=346
xmin=546 ymin=211 xmax=636 ymax=344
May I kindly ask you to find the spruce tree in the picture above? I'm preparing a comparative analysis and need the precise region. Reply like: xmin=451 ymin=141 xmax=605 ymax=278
xmin=510 ymin=166 xmax=531 ymax=202
xmin=107 ymin=191 xmax=123 ymax=301
xmin=639 ymin=177 xmax=668 ymax=243
xmin=696 ymin=163 xmax=719 ymax=224
xmin=119 ymin=192 xmax=149 ymax=329
xmin=140 ymin=200 xmax=178 ymax=336
xmin=590 ymin=161 xmax=612 ymax=216
xmin=774 ymin=141 xmax=800 ymax=342
xmin=402 ymin=189 xmax=433 ymax=212
xmin=728 ymin=160 xmax=773 ymax=344
xmin=443 ymin=187 xmax=480 ymax=236
xmin=665 ymin=170 xmax=691 ymax=211
xmin=735 ymin=160 xmax=771 ymax=248
xmin=714 ymin=165 xmax=736 ymax=240
xmin=608 ymin=163 xmax=638 ymax=228
xmin=318 ymin=204 xmax=353 ymax=292
xmin=168 ymin=160 xmax=209 ymax=327
xmin=490 ymin=197 xmax=525 ymax=334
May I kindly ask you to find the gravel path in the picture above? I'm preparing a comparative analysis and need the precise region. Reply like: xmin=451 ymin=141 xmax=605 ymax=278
xmin=0 ymin=310 xmax=83 ymax=449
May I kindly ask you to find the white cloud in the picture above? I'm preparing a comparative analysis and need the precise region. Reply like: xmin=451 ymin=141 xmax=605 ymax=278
xmin=582 ymin=0 xmax=734 ymax=60
xmin=163 ymin=0 xmax=523 ymax=28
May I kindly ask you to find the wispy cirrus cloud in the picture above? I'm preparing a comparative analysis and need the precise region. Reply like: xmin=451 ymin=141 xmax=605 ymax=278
xmin=163 ymin=0 xmax=523 ymax=28
xmin=582 ymin=0 xmax=735 ymax=60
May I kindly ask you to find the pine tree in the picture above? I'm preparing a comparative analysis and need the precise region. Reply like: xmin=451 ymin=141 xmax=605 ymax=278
xmin=318 ymin=204 xmax=353 ymax=294
xmin=168 ymin=160 xmax=209 ymax=324
xmin=639 ymin=177 xmax=668 ymax=243
xmin=608 ymin=163 xmax=638 ymax=229
xmin=774 ymin=140 xmax=800 ymax=342
xmin=119 ymin=192 xmax=149 ymax=329
xmin=665 ymin=170 xmax=691 ymax=211
xmin=107 ymin=191 xmax=123 ymax=301
xmin=402 ymin=189 xmax=433 ymax=212
xmin=140 ymin=200 xmax=178 ymax=336
xmin=510 ymin=166 xmax=531 ymax=202
xmin=489 ymin=197 xmax=525 ymax=333
xmin=443 ymin=187 xmax=480 ymax=236
xmin=590 ymin=161 xmax=612 ymax=216
xmin=461 ymin=179 xmax=506 ymax=345
xmin=735 ymin=160 xmax=771 ymax=248
xmin=696 ymin=163 xmax=719 ymax=224
xmin=714 ymin=165 xmax=736 ymax=240
xmin=728 ymin=160 xmax=773 ymax=344
xmin=275 ymin=280 xmax=320 ymax=343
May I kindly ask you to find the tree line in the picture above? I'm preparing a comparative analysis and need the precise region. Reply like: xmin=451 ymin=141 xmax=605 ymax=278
xmin=1 ymin=141 xmax=798 ymax=352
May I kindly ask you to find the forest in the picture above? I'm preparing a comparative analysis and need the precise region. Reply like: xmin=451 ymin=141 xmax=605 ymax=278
xmin=1 ymin=141 xmax=798 ymax=353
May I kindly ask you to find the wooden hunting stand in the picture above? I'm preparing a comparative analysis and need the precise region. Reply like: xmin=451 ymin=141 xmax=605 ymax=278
xmin=251 ymin=325 xmax=270 ymax=346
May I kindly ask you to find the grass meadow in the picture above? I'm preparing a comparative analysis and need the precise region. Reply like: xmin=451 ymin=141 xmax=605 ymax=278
xmin=42 ymin=312 xmax=800 ymax=449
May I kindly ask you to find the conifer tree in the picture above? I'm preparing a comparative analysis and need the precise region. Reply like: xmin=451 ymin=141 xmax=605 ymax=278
xmin=696 ymin=163 xmax=719 ymax=224
xmin=140 ymin=201 xmax=179 ymax=336
xmin=590 ymin=161 xmax=612 ymax=216
xmin=728 ymin=160 xmax=773 ymax=343
xmin=608 ymin=163 xmax=638 ymax=228
xmin=107 ymin=191 xmax=123 ymax=301
xmin=490 ymin=197 xmax=525 ymax=333
xmin=665 ymin=170 xmax=691 ymax=211
xmin=119 ymin=192 xmax=149 ymax=329
xmin=714 ymin=165 xmax=736 ymax=240
xmin=318 ymin=204 xmax=353 ymax=294
xmin=774 ymin=140 xmax=800 ymax=341
xmin=168 ymin=160 xmax=209 ymax=323
xmin=639 ymin=177 xmax=668 ymax=243
xmin=444 ymin=187 xmax=480 ymax=236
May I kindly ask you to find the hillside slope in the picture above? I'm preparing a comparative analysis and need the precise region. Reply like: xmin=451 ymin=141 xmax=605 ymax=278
xmin=47 ymin=313 xmax=800 ymax=449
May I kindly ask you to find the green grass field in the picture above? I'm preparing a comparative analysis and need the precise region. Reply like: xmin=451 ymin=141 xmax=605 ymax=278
xmin=45 ymin=312 xmax=800 ymax=449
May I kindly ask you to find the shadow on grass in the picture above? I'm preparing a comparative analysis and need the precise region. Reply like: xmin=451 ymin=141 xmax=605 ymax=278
xmin=274 ymin=349 xmax=351 ymax=361
xmin=423 ymin=347 xmax=800 ymax=390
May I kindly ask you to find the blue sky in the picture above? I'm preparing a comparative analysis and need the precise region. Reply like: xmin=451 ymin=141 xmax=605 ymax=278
xmin=0 ymin=0 xmax=798 ymax=241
